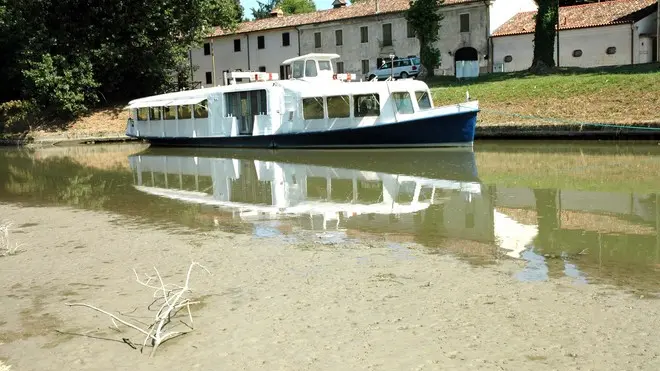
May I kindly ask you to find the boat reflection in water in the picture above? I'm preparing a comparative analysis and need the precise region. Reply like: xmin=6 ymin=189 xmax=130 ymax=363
xmin=127 ymin=147 xmax=660 ymax=289
xmin=128 ymin=148 xmax=537 ymax=260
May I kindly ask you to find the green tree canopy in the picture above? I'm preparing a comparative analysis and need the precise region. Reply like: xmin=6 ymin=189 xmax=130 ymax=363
xmin=251 ymin=0 xmax=316 ymax=20
xmin=0 ymin=0 xmax=240 ymax=125
xmin=405 ymin=0 xmax=443 ymax=78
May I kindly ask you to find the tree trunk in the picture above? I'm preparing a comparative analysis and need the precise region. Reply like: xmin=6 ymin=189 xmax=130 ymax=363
xmin=530 ymin=0 xmax=558 ymax=73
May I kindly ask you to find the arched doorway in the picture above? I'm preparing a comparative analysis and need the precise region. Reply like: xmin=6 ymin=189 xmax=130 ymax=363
xmin=454 ymin=47 xmax=479 ymax=78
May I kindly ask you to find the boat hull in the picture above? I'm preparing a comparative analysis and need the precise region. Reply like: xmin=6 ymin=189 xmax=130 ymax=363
xmin=134 ymin=110 xmax=478 ymax=149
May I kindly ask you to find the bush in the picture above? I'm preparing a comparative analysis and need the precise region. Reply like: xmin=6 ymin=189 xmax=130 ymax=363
xmin=0 ymin=99 xmax=39 ymax=134
xmin=22 ymin=53 xmax=100 ymax=120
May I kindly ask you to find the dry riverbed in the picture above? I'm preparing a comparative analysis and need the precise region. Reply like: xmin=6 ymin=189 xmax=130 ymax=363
xmin=1 ymin=204 xmax=659 ymax=370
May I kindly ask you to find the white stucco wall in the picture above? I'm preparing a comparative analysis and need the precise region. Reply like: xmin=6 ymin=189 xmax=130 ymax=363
xmin=492 ymin=20 xmax=658 ymax=72
xmin=189 ymin=2 xmax=495 ymax=81
xmin=298 ymin=13 xmax=419 ymax=77
xmin=190 ymin=27 xmax=300 ymax=86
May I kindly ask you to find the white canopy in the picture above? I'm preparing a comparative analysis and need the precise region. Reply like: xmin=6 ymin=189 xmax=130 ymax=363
xmin=125 ymin=96 xmax=206 ymax=110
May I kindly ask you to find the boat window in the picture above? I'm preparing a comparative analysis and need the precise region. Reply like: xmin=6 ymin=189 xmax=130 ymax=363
xmin=327 ymin=95 xmax=350 ymax=118
xmin=194 ymin=100 xmax=209 ymax=118
xmin=415 ymin=91 xmax=432 ymax=110
xmin=302 ymin=97 xmax=324 ymax=119
xmin=318 ymin=60 xmax=331 ymax=71
xmin=305 ymin=60 xmax=318 ymax=77
xmin=137 ymin=108 xmax=149 ymax=121
xmin=225 ymin=89 xmax=268 ymax=135
xmin=353 ymin=94 xmax=380 ymax=117
xmin=292 ymin=60 xmax=304 ymax=78
xmin=149 ymin=107 xmax=161 ymax=120
xmin=178 ymin=105 xmax=192 ymax=119
xmin=131 ymin=109 xmax=137 ymax=119
xmin=163 ymin=106 xmax=176 ymax=120
xmin=392 ymin=92 xmax=414 ymax=114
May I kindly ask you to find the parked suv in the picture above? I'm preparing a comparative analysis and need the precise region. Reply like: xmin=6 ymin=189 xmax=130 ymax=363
xmin=366 ymin=56 xmax=421 ymax=81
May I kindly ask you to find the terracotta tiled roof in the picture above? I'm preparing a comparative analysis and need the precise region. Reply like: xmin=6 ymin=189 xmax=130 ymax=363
xmin=211 ymin=0 xmax=479 ymax=37
xmin=492 ymin=0 xmax=658 ymax=37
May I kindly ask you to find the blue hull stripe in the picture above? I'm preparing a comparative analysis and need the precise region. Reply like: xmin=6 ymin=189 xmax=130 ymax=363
xmin=137 ymin=111 xmax=478 ymax=149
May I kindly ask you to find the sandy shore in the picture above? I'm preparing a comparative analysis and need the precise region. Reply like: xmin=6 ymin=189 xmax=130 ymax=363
xmin=1 ymin=203 xmax=659 ymax=370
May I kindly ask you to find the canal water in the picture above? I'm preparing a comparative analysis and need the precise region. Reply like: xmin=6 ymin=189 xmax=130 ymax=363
xmin=1 ymin=140 xmax=659 ymax=294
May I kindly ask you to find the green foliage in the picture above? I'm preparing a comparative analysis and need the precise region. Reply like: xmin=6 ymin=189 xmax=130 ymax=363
xmin=251 ymin=0 xmax=316 ymax=20
xmin=531 ymin=0 xmax=558 ymax=71
xmin=23 ymin=54 xmax=99 ymax=119
xmin=405 ymin=0 xmax=443 ymax=78
xmin=0 ymin=0 xmax=240 ymax=128
xmin=0 ymin=100 xmax=39 ymax=133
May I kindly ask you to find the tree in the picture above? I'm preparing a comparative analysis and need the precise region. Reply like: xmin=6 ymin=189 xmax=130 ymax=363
xmin=251 ymin=0 xmax=316 ymax=20
xmin=279 ymin=0 xmax=316 ymax=14
xmin=405 ymin=0 xmax=443 ymax=79
xmin=530 ymin=0 xmax=558 ymax=72
xmin=0 ymin=0 xmax=241 ymax=125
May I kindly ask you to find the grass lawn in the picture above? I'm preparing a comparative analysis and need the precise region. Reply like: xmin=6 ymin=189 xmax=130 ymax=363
xmin=429 ymin=63 xmax=660 ymax=126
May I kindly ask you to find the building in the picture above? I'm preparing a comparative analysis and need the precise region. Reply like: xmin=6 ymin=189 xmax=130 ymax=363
xmin=491 ymin=0 xmax=659 ymax=72
xmin=189 ymin=0 xmax=536 ymax=86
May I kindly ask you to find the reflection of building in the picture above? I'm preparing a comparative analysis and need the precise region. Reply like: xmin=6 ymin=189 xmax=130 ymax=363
xmin=127 ymin=149 xmax=660 ymax=290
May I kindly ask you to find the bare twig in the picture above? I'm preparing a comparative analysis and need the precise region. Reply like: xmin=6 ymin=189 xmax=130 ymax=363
xmin=65 ymin=261 xmax=210 ymax=357
xmin=0 ymin=221 xmax=23 ymax=256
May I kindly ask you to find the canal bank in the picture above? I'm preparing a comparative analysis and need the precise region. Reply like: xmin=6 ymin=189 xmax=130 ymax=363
xmin=3 ymin=125 xmax=660 ymax=148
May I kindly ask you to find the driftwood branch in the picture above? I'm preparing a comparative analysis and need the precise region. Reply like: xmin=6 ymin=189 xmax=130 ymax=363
xmin=65 ymin=261 xmax=210 ymax=357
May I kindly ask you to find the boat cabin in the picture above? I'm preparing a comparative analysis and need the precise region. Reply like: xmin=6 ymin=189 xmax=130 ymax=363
xmin=125 ymin=53 xmax=439 ymax=140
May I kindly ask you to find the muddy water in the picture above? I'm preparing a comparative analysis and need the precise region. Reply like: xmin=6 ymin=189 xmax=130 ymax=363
xmin=0 ymin=140 xmax=659 ymax=294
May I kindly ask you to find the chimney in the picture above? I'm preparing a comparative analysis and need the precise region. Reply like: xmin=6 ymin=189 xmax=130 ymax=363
xmin=375 ymin=0 xmax=380 ymax=13
xmin=269 ymin=7 xmax=284 ymax=17
xmin=332 ymin=0 xmax=347 ymax=8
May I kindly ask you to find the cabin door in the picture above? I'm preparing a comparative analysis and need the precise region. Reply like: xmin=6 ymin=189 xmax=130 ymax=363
xmin=225 ymin=89 xmax=268 ymax=135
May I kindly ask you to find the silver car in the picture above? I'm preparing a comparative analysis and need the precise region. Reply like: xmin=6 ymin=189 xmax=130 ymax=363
xmin=367 ymin=56 xmax=421 ymax=81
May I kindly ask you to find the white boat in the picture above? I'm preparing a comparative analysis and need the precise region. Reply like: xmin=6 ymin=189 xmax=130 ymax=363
xmin=124 ymin=53 xmax=479 ymax=149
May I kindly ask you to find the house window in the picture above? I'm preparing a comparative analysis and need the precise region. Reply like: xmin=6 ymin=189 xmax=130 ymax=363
xmin=572 ymin=49 xmax=583 ymax=57
xmin=327 ymin=96 xmax=350 ymax=118
xmin=259 ymin=66 xmax=266 ymax=72
xmin=203 ymin=43 xmax=211 ymax=55
xmin=314 ymin=32 xmax=321 ymax=48
xmin=407 ymin=21 xmax=415 ymax=38
xmin=280 ymin=64 xmax=291 ymax=79
xmin=302 ymin=97 xmax=324 ymax=120
xmin=382 ymin=23 xmax=392 ymax=46
xmin=205 ymin=71 xmax=212 ymax=84
xmin=606 ymin=46 xmax=617 ymax=55
xmin=360 ymin=26 xmax=368 ymax=43
xmin=234 ymin=39 xmax=241 ymax=52
xmin=257 ymin=35 xmax=265 ymax=49
xmin=460 ymin=14 xmax=470 ymax=33
xmin=335 ymin=30 xmax=343 ymax=46
xmin=361 ymin=59 xmax=370 ymax=75
xmin=336 ymin=61 xmax=344 ymax=73
xmin=282 ymin=32 xmax=290 ymax=46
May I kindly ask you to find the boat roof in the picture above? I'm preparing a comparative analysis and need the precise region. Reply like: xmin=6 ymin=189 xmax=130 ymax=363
xmin=281 ymin=53 xmax=340 ymax=65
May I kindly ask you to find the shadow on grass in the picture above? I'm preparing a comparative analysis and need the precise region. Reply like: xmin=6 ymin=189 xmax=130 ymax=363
xmin=427 ymin=62 xmax=660 ymax=88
